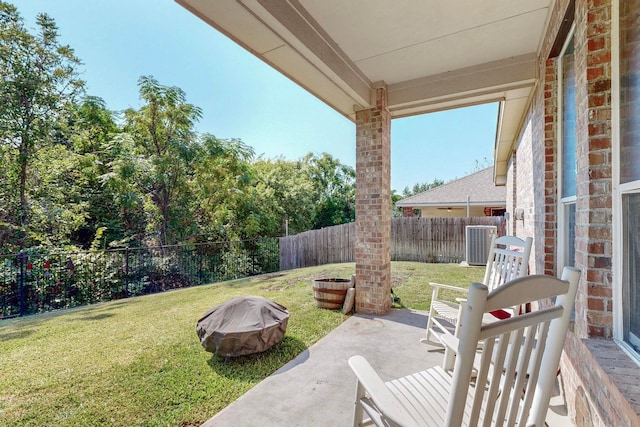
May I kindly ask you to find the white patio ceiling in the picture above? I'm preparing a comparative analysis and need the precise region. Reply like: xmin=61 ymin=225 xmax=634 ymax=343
xmin=176 ymin=0 xmax=555 ymax=184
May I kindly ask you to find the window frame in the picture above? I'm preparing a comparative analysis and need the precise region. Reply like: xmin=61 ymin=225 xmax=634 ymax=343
xmin=613 ymin=0 xmax=640 ymax=362
xmin=557 ymin=24 xmax=577 ymax=275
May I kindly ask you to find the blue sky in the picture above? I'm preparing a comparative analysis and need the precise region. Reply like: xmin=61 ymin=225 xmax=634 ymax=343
xmin=13 ymin=0 xmax=498 ymax=193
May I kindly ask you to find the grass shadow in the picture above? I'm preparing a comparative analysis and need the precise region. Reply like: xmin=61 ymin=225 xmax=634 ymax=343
xmin=0 ymin=329 xmax=37 ymax=341
xmin=205 ymin=335 xmax=308 ymax=380
xmin=75 ymin=312 xmax=115 ymax=321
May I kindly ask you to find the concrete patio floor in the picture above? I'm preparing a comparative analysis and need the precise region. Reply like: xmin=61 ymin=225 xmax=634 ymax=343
xmin=202 ymin=308 xmax=571 ymax=426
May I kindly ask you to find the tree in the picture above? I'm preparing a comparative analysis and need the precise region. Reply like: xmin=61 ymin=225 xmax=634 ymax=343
xmin=251 ymin=157 xmax=316 ymax=236
xmin=468 ymin=157 xmax=492 ymax=175
xmin=65 ymin=96 xmax=126 ymax=247
xmin=391 ymin=189 xmax=404 ymax=218
xmin=303 ymin=153 xmax=355 ymax=229
xmin=2 ymin=96 xmax=125 ymax=250
xmin=100 ymin=133 xmax=148 ymax=247
xmin=192 ymin=135 xmax=255 ymax=240
xmin=0 ymin=4 xmax=361 ymax=250
xmin=0 ymin=2 xmax=84 ymax=233
xmin=392 ymin=178 xmax=445 ymax=217
xmin=401 ymin=178 xmax=445 ymax=198
xmin=122 ymin=76 xmax=202 ymax=246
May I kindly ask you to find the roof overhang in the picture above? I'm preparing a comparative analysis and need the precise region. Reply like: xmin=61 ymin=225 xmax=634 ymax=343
xmin=177 ymin=0 xmax=552 ymax=185
xmin=396 ymin=200 xmax=506 ymax=208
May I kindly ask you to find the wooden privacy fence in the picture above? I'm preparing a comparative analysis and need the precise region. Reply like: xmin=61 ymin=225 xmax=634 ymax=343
xmin=279 ymin=216 xmax=506 ymax=270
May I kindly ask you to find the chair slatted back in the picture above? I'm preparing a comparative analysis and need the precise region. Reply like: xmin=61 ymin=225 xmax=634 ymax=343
xmin=447 ymin=267 xmax=580 ymax=427
xmin=483 ymin=235 xmax=533 ymax=293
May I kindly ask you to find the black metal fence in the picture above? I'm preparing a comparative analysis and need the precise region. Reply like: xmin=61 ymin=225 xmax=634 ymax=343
xmin=0 ymin=238 xmax=279 ymax=318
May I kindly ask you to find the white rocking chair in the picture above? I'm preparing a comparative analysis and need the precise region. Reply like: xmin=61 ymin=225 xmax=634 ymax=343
xmin=423 ymin=235 xmax=533 ymax=348
xmin=349 ymin=266 xmax=580 ymax=427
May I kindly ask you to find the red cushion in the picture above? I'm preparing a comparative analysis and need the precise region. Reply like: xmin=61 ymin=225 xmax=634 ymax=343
xmin=489 ymin=309 xmax=512 ymax=320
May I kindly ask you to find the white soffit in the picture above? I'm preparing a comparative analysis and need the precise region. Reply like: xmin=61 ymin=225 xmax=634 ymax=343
xmin=176 ymin=0 xmax=554 ymax=182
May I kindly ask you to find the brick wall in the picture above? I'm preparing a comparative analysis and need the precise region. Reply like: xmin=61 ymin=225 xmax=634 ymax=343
xmin=505 ymin=154 xmax=516 ymax=235
xmin=506 ymin=0 xmax=640 ymax=424
xmin=573 ymin=0 xmax=614 ymax=340
xmin=502 ymin=63 xmax=546 ymax=276
xmin=561 ymin=335 xmax=640 ymax=426
xmin=354 ymin=87 xmax=392 ymax=315
xmin=543 ymin=57 xmax=560 ymax=276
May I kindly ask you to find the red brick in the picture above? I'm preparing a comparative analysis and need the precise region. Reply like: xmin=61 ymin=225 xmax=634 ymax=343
xmin=587 ymin=283 xmax=612 ymax=298
xmin=588 ymin=137 xmax=611 ymax=150
xmin=587 ymin=297 xmax=605 ymax=311
xmin=589 ymin=92 xmax=607 ymax=107
xmin=588 ymin=36 xmax=606 ymax=51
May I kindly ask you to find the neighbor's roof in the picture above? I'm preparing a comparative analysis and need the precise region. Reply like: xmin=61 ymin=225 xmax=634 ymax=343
xmin=396 ymin=167 xmax=506 ymax=208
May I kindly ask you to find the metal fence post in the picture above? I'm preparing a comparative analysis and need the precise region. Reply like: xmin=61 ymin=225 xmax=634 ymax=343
xmin=124 ymin=248 xmax=129 ymax=298
xmin=199 ymin=247 xmax=203 ymax=286
xmin=18 ymin=253 xmax=26 ymax=316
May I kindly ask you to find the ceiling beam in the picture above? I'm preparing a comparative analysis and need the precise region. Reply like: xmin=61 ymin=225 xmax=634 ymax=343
xmin=387 ymin=53 xmax=537 ymax=117
xmin=253 ymin=0 xmax=372 ymax=107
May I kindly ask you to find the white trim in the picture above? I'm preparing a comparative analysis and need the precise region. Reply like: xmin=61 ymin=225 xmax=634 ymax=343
xmin=631 ymin=332 xmax=640 ymax=350
xmin=619 ymin=180 xmax=640 ymax=193
xmin=613 ymin=0 xmax=640 ymax=352
xmin=616 ymin=339 xmax=640 ymax=368
xmin=612 ymin=0 xmax=623 ymax=340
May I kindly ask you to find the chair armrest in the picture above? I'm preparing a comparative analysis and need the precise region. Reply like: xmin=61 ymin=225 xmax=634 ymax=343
xmin=348 ymin=355 xmax=418 ymax=427
xmin=440 ymin=334 xmax=459 ymax=353
xmin=440 ymin=334 xmax=485 ymax=373
xmin=429 ymin=282 xmax=470 ymax=294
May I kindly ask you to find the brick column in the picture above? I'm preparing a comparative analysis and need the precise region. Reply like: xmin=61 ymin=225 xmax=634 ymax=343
xmin=543 ymin=57 xmax=559 ymax=276
xmin=354 ymin=87 xmax=391 ymax=315
xmin=573 ymin=0 xmax=613 ymax=339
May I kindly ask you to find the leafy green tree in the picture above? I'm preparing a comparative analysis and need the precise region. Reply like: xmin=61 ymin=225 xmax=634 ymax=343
xmin=192 ymin=135 xmax=255 ymax=241
xmin=64 ymin=97 xmax=127 ymax=247
xmin=391 ymin=179 xmax=445 ymax=217
xmin=391 ymin=189 xmax=404 ymax=218
xmin=0 ymin=4 xmax=362 ymax=251
xmin=100 ymin=133 xmax=147 ymax=247
xmin=251 ymin=157 xmax=316 ymax=236
xmin=122 ymin=76 xmax=202 ymax=246
xmin=68 ymin=96 xmax=120 ymax=155
xmin=3 ymin=96 xmax=124 ymax=250
xmin=302 ymin=153 xmax=355 ymax=229
xmin=401 ymin=178 xmax=445 ymax=198
xmin=0 ymin=2 xmax=84 ymax=234
xmin=27 ymin=144 xmax=89 ymax=245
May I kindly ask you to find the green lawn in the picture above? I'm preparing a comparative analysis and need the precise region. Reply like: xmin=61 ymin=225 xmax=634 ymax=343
xmin=0 ymin=262 xmax=484 ymax=426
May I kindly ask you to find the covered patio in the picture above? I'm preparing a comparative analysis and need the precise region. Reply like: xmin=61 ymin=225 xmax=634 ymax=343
xmin=176 ymin=0 xmax=542 ymax=316
xmin=200 ymin=309 xmax=569 ymax=426
xmin=177 ymin=0 xmax=640 ymax=425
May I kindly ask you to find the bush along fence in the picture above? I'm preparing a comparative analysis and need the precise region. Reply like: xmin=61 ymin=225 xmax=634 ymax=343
xmin=279 ymin=216 xmax=506 ymax=270
xmin=0 ymin=238 xmax=279 ymax=318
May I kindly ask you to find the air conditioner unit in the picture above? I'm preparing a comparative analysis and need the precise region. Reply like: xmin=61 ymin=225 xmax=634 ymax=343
xmin=465 ymin=225 xmax=497 ymax=266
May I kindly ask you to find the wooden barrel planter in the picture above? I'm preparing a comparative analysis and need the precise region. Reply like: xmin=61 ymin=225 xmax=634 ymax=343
xmin=312 ymin=278 xmax=352 ymax=309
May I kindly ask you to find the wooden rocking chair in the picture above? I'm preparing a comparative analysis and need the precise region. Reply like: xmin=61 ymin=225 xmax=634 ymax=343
xmin=349 ymin=266 xmax=580 ymax=427
xmin=423 ymin=235 xmax=533 ymax=348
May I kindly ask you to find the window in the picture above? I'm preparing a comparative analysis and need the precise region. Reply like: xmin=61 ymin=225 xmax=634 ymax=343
xmin=616 ymin=0 xmax=640 ymax=356
xmin=623 ymin=194 xmax=640 ymax=351
xmin=558 ymin=29 xmax=577 ymax=271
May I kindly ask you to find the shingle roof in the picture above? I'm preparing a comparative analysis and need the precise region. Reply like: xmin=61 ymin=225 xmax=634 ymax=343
xmin=396 ymin=167 xmax=505 ymax=208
